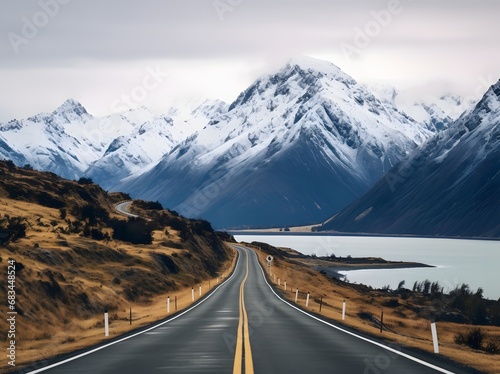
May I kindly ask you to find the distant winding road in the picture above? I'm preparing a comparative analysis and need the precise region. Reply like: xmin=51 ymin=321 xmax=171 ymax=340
xmin=114 ymin=201 xmax=139 ymax=218
xmin=27 ymin=245 xmax=476 ymax=374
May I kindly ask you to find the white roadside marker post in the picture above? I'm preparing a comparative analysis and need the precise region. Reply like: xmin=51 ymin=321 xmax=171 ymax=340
xmin=167 ymin=296 xmax=170 ymax=314
xmin=104 ymin=310 xmax=109 ymax=337
xmin=305 ymin=292 xmax=310 ymax=307
xmin=191 ymin=287 xmax=194 ymax=302
xmin=284 ymin=280 xmax=287 ymax=291
xmin=295 ymin=288 xmax=299 ymax=303
xmin=199 ymin=284 xmax=202 ymax=297
xmin=431 ymin=322 xmax=439 ymax=353
xmin=342 ymin=300 xmax=346 ymax=320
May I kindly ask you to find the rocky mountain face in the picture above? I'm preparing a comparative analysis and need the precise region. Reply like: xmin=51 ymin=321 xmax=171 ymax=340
xmin=369 ymin=84 xmax=475 ymax=133
xmin=0 ymin=99 xmax=96 ymax=179
xmin=0 ymin=99 xmax=219 ymax=186
xmin=317 ymin=80 xmax=500 ymax=238
xmin=118 ymin=57 xmax=432 ymax=228
xmin=399 ymin=94 xmax=475 ymax=133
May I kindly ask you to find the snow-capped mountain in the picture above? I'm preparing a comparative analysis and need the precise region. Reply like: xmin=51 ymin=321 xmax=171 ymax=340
xmin=82 ymin=99 xmax=226 ymax=189
xmin=0 ymin=133 xmax=26 ymax=166
xmin=3 ymin=56 xmax=491 ymax=233
xmin=119 ymin=57 xmax=432 ymax=228
xmin=0 ymin=99 xmax=220 ymax=185
xmin=82 ymin=115 xmax=180 ymax=189
xmin=369 ymin=84 xmax=474 ymax=132
xmin=0 ymin=99 xmax=98 ymax=179
xmin=399 ymin=94 xmax=475 ymax=132
xmin=317 ymin=80 xmax=500 ymax=238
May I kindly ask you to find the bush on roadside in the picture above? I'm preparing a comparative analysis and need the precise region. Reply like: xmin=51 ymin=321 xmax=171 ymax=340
xmin=484 ymin=341 xmax=500 ymax=354
xmin=455 ymin=328 xmax=485 ymax=350
xmin=109 ymin=217 xmax=154 ymax=245
xmin=0 ymin=215 xmax=27 ymax=243
xmin=134 ymin=200 xmax=164 ymax=211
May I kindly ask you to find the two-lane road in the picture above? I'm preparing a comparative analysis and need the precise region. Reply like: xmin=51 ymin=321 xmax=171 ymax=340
xmin=29 ymin=246 xmax=476 ymax=373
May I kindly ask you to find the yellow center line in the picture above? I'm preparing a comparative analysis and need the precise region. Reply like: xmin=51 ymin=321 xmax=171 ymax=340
xmin=233 ymin=250 xmax=254 ymax=374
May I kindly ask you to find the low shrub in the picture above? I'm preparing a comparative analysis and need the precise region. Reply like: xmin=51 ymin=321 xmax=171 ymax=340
xmin=455 ymin=328 xmax=485 ymax=350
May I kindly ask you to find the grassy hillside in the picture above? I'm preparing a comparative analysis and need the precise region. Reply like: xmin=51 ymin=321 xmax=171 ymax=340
xmin=0 ymin=160 xmax=234 ymax=371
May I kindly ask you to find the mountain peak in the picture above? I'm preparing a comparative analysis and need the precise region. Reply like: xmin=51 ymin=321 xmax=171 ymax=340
xmin=438 ymin=93 xmax=463 ymax=105
xmin=285 ymin=56 xmax=355 ymax=83
xmin=228 ymin=56 xmax=358 ymax=112
xmin=467 ymin=79 xmax=500 ymax=117
xmin=490 ymin=79 xmax=500 ymax=97
xmin=53 ymin=99 xmax=90 ymax=118
xmin=50 ymin=98 xmax=92 ymax=125
xmin=287 ymin=56 xmax=339 ymax=72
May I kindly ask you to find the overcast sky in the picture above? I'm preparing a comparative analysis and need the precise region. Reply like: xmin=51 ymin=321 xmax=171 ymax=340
xmin=0 ymin=0 xmax=499 ymax=121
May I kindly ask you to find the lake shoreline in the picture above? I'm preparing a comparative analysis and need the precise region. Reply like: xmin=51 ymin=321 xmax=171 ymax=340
xmin=228 ymin=230 xmax=500 ymax=241
xmin=234 ymin=234 xmax=500 ymax=300
xmin=314 ymin=262 xmax=434 ymax=280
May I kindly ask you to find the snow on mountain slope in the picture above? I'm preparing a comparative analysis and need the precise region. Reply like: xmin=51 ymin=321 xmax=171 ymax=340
xmin=82 ymin=115 xmax=179 ymax=188
xmin=83 ymin=99 xmax=227 ymax=188
xmin=318 ymin=80 xmax=500 ymax=238
xmin=0 ymin=98 xmax=222 ymax=184
xmin=0 ymin=133 xmax=26 ymax=166
xmin=120 ymin=57 xmax=432 ymax=228
xmin=62 ymin=105 xmax=162 ymax=158
xmin=399 ymin=94 xmax=475 ymax=132
xmin=369 ymin=84 xmax=475 ymax=133
xmin=0 ymin=99 xmax=99 ymax=179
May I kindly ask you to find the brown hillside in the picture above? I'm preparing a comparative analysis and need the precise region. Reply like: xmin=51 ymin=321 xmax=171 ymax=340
xmin=0 ymin=160 xmax=234 ymax=371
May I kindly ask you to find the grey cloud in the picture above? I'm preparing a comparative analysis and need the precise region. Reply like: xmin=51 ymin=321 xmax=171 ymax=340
xmin=0 ymin=0 xmax=499 ymax=121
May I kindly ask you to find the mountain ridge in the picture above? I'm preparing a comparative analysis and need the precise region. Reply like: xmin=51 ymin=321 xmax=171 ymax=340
xmin=0 ymin=57 xmax=494 ymax=234
xmin=317 ymin=79 xmax=500 ymax=238
xmin=118 ymin=57 xmax=433 ymax=228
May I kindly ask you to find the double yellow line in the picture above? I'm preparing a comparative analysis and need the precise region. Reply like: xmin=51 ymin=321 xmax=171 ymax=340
xmin=233 ymin=250 xmax=254 ymax=374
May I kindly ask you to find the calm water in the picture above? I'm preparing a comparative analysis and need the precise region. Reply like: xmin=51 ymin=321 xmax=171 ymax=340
xmin=234 ymin=234 xmax=500 ymax=300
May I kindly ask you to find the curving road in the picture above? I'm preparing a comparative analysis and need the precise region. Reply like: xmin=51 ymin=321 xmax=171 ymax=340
xmin=114 ymin=201 xmax=139 ymax=218
xmin=27 ymin=245 xmax=476 ymax=374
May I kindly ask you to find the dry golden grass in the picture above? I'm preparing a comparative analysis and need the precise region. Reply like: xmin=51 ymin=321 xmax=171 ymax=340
xmin=12 ymin=262 xmax=236 ymax=371
xmin=0 ymin=196 xmax=237 ymax=372
xmin=252 ymin=246 xmax=500 ymax=374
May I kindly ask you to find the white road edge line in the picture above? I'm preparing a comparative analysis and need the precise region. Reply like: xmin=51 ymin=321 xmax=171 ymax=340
xmin=26 ymin=250 xmax=242 ymax=373
xmin=244 ymin=247 xmax=456 ymax=374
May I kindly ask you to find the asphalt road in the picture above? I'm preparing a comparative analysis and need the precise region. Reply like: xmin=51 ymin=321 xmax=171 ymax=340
xmin=28 ymin=245 xmax=477 ymax=374
xmin=114 ymin=201 xmax=139 ymax=218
